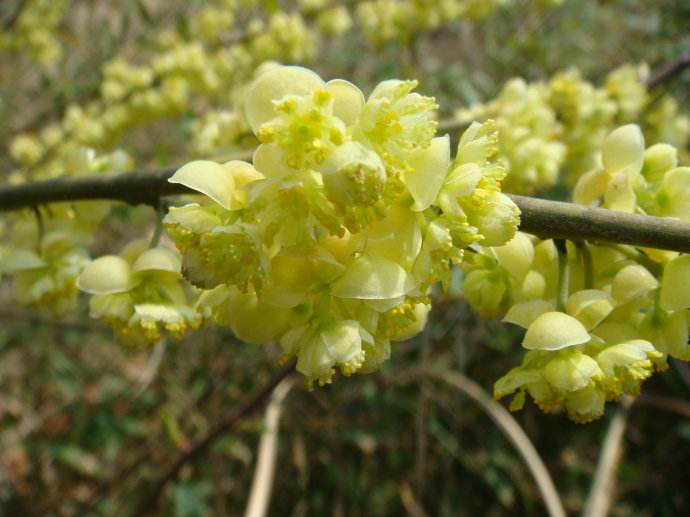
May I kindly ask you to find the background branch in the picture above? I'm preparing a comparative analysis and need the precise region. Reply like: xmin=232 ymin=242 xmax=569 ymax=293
xmin=582 ymin=397 xmax=633 ymax=517
xmin=646 ymin=51 xmax=690 ymax=90
xmin=421 ymin=367 xmax=567 ymax=517
xmin=132 ymin=358 xmax=297 ymax=516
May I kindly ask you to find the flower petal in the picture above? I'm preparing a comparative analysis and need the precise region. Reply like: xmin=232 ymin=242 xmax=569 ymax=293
xmin=132 ymin=247 xmax=181 ymax=275
xmin=168 ymin=160 xmax=236 ymax=209
xmin=660 ymin=255 xmax=690 ymax=311
xmin=602 ymin=124 xmax=644 ymax=174
xmin=522 ymin=311 xmax=590 ymax=351
xmin=245 ymin=65 xmax=325 ymax=134
xmin=326 ymin=79 xmax=365 ymax=126
xmin=332 ymin=255 xmax=416 ymax=300
xmin=503 ymin=300 xmax=554 ymax=328
xmin=77 ymin=256 xmax=133 ymax=294
xmin=404 ymin=135 xmax=450 ymax=211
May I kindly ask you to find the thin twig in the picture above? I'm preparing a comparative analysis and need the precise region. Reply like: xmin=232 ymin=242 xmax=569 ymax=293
xmin=131 ymin=359 xmax=297 ymax=516
xmin=422 ymin=367 xmax=567 ymax=517
xmin=582 ymin=396 xmax=633 ymax=517
xmin=635 ymin=393 xmax=690 ymax=420
xmin=244 ymin=377 xmax=294 ymax=517
xmin=646 ymin=52 xmax=690 ymax=90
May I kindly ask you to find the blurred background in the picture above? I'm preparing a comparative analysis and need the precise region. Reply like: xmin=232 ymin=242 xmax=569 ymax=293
xmin=1 ymin=0 xmax=690 ymax=515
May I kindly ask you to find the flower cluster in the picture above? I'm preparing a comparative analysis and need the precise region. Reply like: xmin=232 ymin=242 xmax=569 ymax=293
xmin=456 ymin=65 xmax=690 ymax=194
xmin=355 ymin=0 xmax=562 ymax=45
xmin=461 ymin=124 xmax=690 ymax=422
xmin=163 ymin=65 xmax=518 ymax=386
xmin=0 ymin=0 xmax=71 ymax=65
xmin=77 ymin=240 xmax=201 ymax=346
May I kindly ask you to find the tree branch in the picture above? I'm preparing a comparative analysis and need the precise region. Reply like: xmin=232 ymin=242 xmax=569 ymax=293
xmin=646 ymin=51 xmax=690 ymax=90
xmin=422 ymin=367 xmax=566 ymax=517
xmin=2 ymin=170 xmax=690 ymax=253
xmin=131 ymin=358 xmax=297 ymax=516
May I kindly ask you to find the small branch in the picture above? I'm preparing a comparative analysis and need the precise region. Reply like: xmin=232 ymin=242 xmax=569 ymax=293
xmin=131 ymin=359 xmax=296 ymax=516
xmin=646 ymin=52 xmax=690 ymax=90
xmin=513 ymin=194 xmax=690 ymax=254
xmin=582 ymin=397 xmax=632 ymax=517
xmin=422 ymin=368 xmax=567 ymax=517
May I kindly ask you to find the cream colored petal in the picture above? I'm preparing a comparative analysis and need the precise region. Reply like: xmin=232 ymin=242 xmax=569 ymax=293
xmin=404 ymin=135 xmax=450 ymax=211
xmin=252 ymin=143 xmax=295 ymax=179
xmin=660 ymin=255 xmax=690 ymax=311
xmin=132 ymin=247 xmax=181 ymax=274
xmin=544 ymin=352 xmax=602 ymax=392
xmin=245 ymin=65 xmax=325 ymax=134
xmin=326 ymin=79 xmax=365 ymax=126
xmin=602 ymin=124 xmax=644 ymax=174
xmin=604 ymin=170 xmax=636 ymax=213
xmin=77 ymin=256 xmax=133 ymax=294
xmin=119 ymin=239 xmax=150 ymax=265
xmin=566 ymin=289 xmax=615 ymax=330
xmin=522 ymin=311 xmax=590 ymax=351
xmin=573 ymin=168 xmax=609 ymax=205
xmin=133 ymin=303 xmax=185 ymax=324
xmin=660 ymin=167 xmax=690 ymax=219
xmin=168 ymin=160 xmax=236 ymax=209
xmin=224 ymin=288 xmax=291 ymax=345
xmin=0 ymin=249 xmax=46 ymax=273
xmin=389 ymin=303 xmax=431 ymax=342
xmin=611 ymin=264 xmax=658 ymax=304
xmin=492 ymin=232 xmax=534 ymax=281
xmin=332 ymin=255 xmax=416 ymax=300
xmin=222 ymin=160 xmax=264 ymax=188
xmin=322 ymin=320 xmax=363 ymax=364
xmin=503 ymin=300 xmax=554 ymax=329
xmin=590 ymin=321 xmax=640 ymax=344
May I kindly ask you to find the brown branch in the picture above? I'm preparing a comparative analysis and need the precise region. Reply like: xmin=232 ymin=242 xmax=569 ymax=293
xmin=3 ymin=169 xmax=690 ymax=253
xmin=512 ymin=194 xmax=690 ymax=253
xmin=131 ymin=358 xmax=297 ymax=516
xmin=646 ymin=51 xmax=690 ymax=90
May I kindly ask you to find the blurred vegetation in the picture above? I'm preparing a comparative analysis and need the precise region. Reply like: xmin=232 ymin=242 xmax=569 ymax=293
xmin=1 ymin=0 xmax=690 ymax=515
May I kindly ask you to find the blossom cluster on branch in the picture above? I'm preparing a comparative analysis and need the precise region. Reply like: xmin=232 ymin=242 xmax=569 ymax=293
xmin=76 ymin=65 xmax=519 ymax=385
xmin=2 ymin=1 xmax=690 ymax=423
xmin=456 ymin=65 xmax=690 ymax=195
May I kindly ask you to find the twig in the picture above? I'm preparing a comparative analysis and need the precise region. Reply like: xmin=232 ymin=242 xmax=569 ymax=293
xmin=244 ymin=377 xmax=294 ymax=517
xmin=582 ymin=396 xmax=633 ymax=517
xmin=131 ymin=358 xmax=297 ymax=516
xmin=422 ymin=367 xmax=567 ymax=517
xmin=635 ymin=393 xmax=690 ymax=420
xmin=646 ymin=52 xmax=690 ymax=90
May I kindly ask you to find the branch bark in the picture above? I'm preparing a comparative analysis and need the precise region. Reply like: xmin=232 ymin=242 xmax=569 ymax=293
xmin=2 ymin=170 xmax=690 ymax=253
